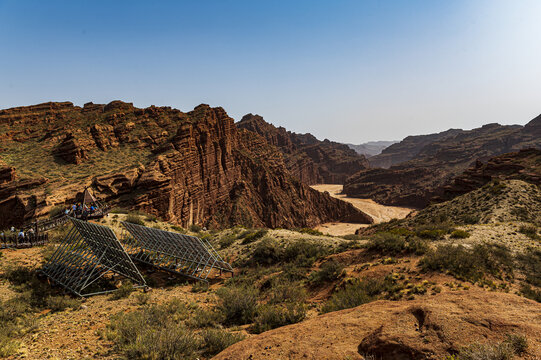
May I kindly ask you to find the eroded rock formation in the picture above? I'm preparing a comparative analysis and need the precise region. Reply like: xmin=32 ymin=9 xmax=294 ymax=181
xmin=0 ymin=101 xmax=372 ymax=229
xmin=345 ymin=119 xmax=541 ymax=208
xmin=237 ymin=114 xmax=369 ymax=184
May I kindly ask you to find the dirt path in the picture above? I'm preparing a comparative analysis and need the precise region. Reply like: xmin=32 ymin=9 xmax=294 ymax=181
xmin=311 ymin=184 xmax=413 ymax=236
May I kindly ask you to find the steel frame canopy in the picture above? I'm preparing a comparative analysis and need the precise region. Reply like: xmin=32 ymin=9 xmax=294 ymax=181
xmin=121 ymin=221 xmax=233 ymax=282
xmin=41 ymin=218 xmax=146 ymax=297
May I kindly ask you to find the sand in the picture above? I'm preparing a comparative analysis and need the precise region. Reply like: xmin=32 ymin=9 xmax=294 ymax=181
xmin=311 ymin=184 xmax=413 ymax=236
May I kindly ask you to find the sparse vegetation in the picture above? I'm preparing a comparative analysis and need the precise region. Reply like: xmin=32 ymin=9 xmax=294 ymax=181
xmin=453 ymin=333 xmax=528 ymax=360
xmin=366 ymin=232 xmax=428 ymax=255
xmin=420 ymin=244 xmax=513 ymax=282
xmin=239 ymin=229 xmax=267 ymax=244
xmin=251 ymin=303 xmax=306 ymax=334
xmin=189 ymin=224 xmax=203 ymax=233
xmin=518 ymin=225 xmax=539 ymax=240
xmin=216 ymin=286 xmax=258 ymax=325
xmin=125 ymin=213 xmax=145 ymax=226
xmin=109 ymin=281 xmax=135 ymax=300
xmin=450 ymin=229 xmax=471 ymax=239
xmin=308 ymin=260 xmax=344 ymax=286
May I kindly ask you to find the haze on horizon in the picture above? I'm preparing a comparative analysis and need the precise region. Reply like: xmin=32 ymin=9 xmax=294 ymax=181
xmin=1 ymin=0 xmax=540 ymax=143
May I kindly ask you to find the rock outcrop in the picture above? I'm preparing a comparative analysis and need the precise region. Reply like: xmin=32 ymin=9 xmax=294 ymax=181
xmin=214 ymin=290 xmax=541 ymax=360
xmin=436 ymin=148 xmax=541 ymax=202
xmin=237 ymin=114 xmax=369 ymax=184
xmin=344 ymin=119 xmax=541 ymax=208
xmin=0 ymin=101 xmax=372 ymax=229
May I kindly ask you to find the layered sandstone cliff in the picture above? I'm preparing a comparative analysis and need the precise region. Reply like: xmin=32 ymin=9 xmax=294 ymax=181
xmin=344 ymin=118 xmax=541 ymax=208
xmin=0 ymin=101 xmax=372 ymax=228
xmin=237 ymin=114 xmax=369 ymax=184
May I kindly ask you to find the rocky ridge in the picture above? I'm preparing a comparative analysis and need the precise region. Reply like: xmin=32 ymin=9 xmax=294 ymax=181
xmin=344 ymin=119 xmax=541 ymax=208
xmin=237 ymin=114 xmax=370 ymax=184
xmin=0 ymin=101 xmax=372 ymax=229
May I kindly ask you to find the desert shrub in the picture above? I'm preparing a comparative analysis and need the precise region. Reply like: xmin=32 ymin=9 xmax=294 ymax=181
xmin=48 ymin=206 xmax=65 ymax=218
xmin=420 ymin=244 xmax=513 ymax=282
xmin=308 ymin=260 xmax=344 ymax=286
xmin=511 ymin=207 xmax=529 ymax=221
xmin=219 ymin=234 xmax=236 ymax=249
xmin=110 ymin=207 xmax=129 ymax=214
xmin=189 ymin=224 xmax=202 ymax=232
xmin=144 ymin=214 xmax=158 ymax=222
xmin=321 ymin=282 xmax=372 ymax=313
xmin=417 ymin=228 xmax=448 ymax=240
xmin=268 ymin=280 xmax=307 ymax=304
xmin=283 ymin=240 xmax=329 ymax=267
xmin=171 ymin=225 xmax=185 ymax=233
xmin=342 ymin=234 xmax=362 ymax=240
xmin=458 ymin=342 xmax=514 ymax=360
xmin=461 ymin=214 xmax=480 ymax=225
xmin=518 ymin=225 xmax=539 ymax=240
xmin=3 ymin=266 xmax=35 ymax=286
xmin=46 ymin=296 xmax=81 ymax=312
xmin=450 ymin=229 xmax=471 ymax=239
xmin=125 ymin=214 xmax=144 ymax=226
xmin=520 ymin=284 xmax=541 ymax=302
xmin=251 ymin=303 xmax=306 ymax=334
xmin=201 ymin=328 xmax=245 ymax=356
xmin=191 ymin=281 xmax=209 ymax=293
xmin=187 ymin=308 xmax=224 ymax=328
xmin=133 ymin=293 xmax=151 ymax=305
xmin=367 ymin=232 xmax=406 ymax=254
xmin=516 ymin=249 xmax=541 ymax=287
xmin=109 ymin=281 xmax=135 ymax=300
xmin=295 ymin=228 xmax=323 ymax=236
xmin=239 ymin=229 xmax=267 ymax=244
xmin=249 ymin=237 xmax=284 ymax=266
xmin=367 ymin=233 xmax=428 ymax=255
xmin=216 ymin=286 xmax=258 ymax=325
xmin=106 ymin=299 xmax=200 ymax=359
xmin=504 ymin=333 xmax=528 ymax=355
xmin=456 ymin=334 xmax=527 ymax=360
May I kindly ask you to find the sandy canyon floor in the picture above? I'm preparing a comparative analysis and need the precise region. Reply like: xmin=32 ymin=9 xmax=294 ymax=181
xmin=311 ymin=184 xmax=414 ymax=236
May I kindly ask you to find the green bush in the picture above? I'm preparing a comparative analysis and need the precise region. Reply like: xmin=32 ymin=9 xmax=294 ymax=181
xmin=106 ymin=300 xmax=200 ymax=360
xmin=420 ymin=244 xmax=513 ymax=282
xmin=239 ymin=229 xmax=268 ymax=244
xmin=189 ymin=224 xmax=202 ymax=233
xmin=366 ymin=233 xmax=428 ymax=255
xmin=461 ymin=214 xmax=480 ymax=225
xmin=216 ymin=286 xmax=258 ymax=325
xmin=417 ymin=228 xmax=447 ymax=240
xmin=518 ymin=225 xmax=539 ymax=240
xmin=249 ymin=237 xmax=284 ymax=266
xmin=46 ymin=296 xmax=81 ymax=312
xmin=187 ymin=308 xmax=224 ymax=328
xmin=109 ymin=282 xmax=135 ymax=300
xmin=201 ymin=328 xmax=245 ymax=356
xmin=456 ymin=334 xmax=527 ymax=360
xmin=520 ymin=284 xmax=541 ymax=302
xmin=308 ymin=260 xmax=344 ymax=286
xmin=295 ymin=228 xmax=323 ymax=236
xmin=125 ymin=214 xmax=144 ymax=226
xmin=450 ymin=229 xmax=471 ymax=239
xmin=321 ymin=282 xmax=372 ymax=313
xmin=283 ymin=240 xmax=329 ymax=267
xmin=219 ymin=234 xmax=236 ymax=249
xmin=516 ymin=249 xmax=541 ymax=287
xmin=251 ymin=303 xmax=306 ymax=334
xmin=268 ymin=281 xmax=307 ymax=304
xmin=321 ymin=277 xmax=403 ymax=314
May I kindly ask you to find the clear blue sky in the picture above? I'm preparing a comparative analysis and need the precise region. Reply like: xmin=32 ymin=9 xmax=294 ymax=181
xmin=1 ymin=0 xmax=540 ymax=143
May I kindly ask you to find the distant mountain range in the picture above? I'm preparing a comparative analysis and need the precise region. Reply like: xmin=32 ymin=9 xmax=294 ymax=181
xmin=346 ymin=141 xmax=398 ymax=157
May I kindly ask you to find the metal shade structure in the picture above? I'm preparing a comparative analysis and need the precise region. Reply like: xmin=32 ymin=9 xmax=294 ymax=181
xmin=121 ymin=221 xmax=233 ymax=282
xmin=41 ymin=218 xmax=146 ymax=297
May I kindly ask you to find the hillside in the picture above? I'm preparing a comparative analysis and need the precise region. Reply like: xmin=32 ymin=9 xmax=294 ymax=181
xmin=344 ymin=117 xmax=541 ymax=207
xmin=236 ymin=114 xmax=369 ymax=184
xmin=346 ymin=140 xmax=397 ymax=157
xmin=0 ymin=101 xmax=372 ymax=229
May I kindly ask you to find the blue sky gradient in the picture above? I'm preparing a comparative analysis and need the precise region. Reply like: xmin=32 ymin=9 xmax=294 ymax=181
xmin=1 ymin=0 xmax=540 ymax=142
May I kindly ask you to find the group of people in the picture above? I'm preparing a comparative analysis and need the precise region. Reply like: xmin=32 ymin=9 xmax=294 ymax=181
xmin=67 ymin=203 xmax=100 ymax=219
xmin=0 ymin=226 xmax=36 ymax=242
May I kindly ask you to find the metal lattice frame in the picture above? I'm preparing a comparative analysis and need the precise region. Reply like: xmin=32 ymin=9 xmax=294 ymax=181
xmin=41 ymin=218 xmax=146 ymax=297
xmin=121 ymin=221 xmax=233 ymax=282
